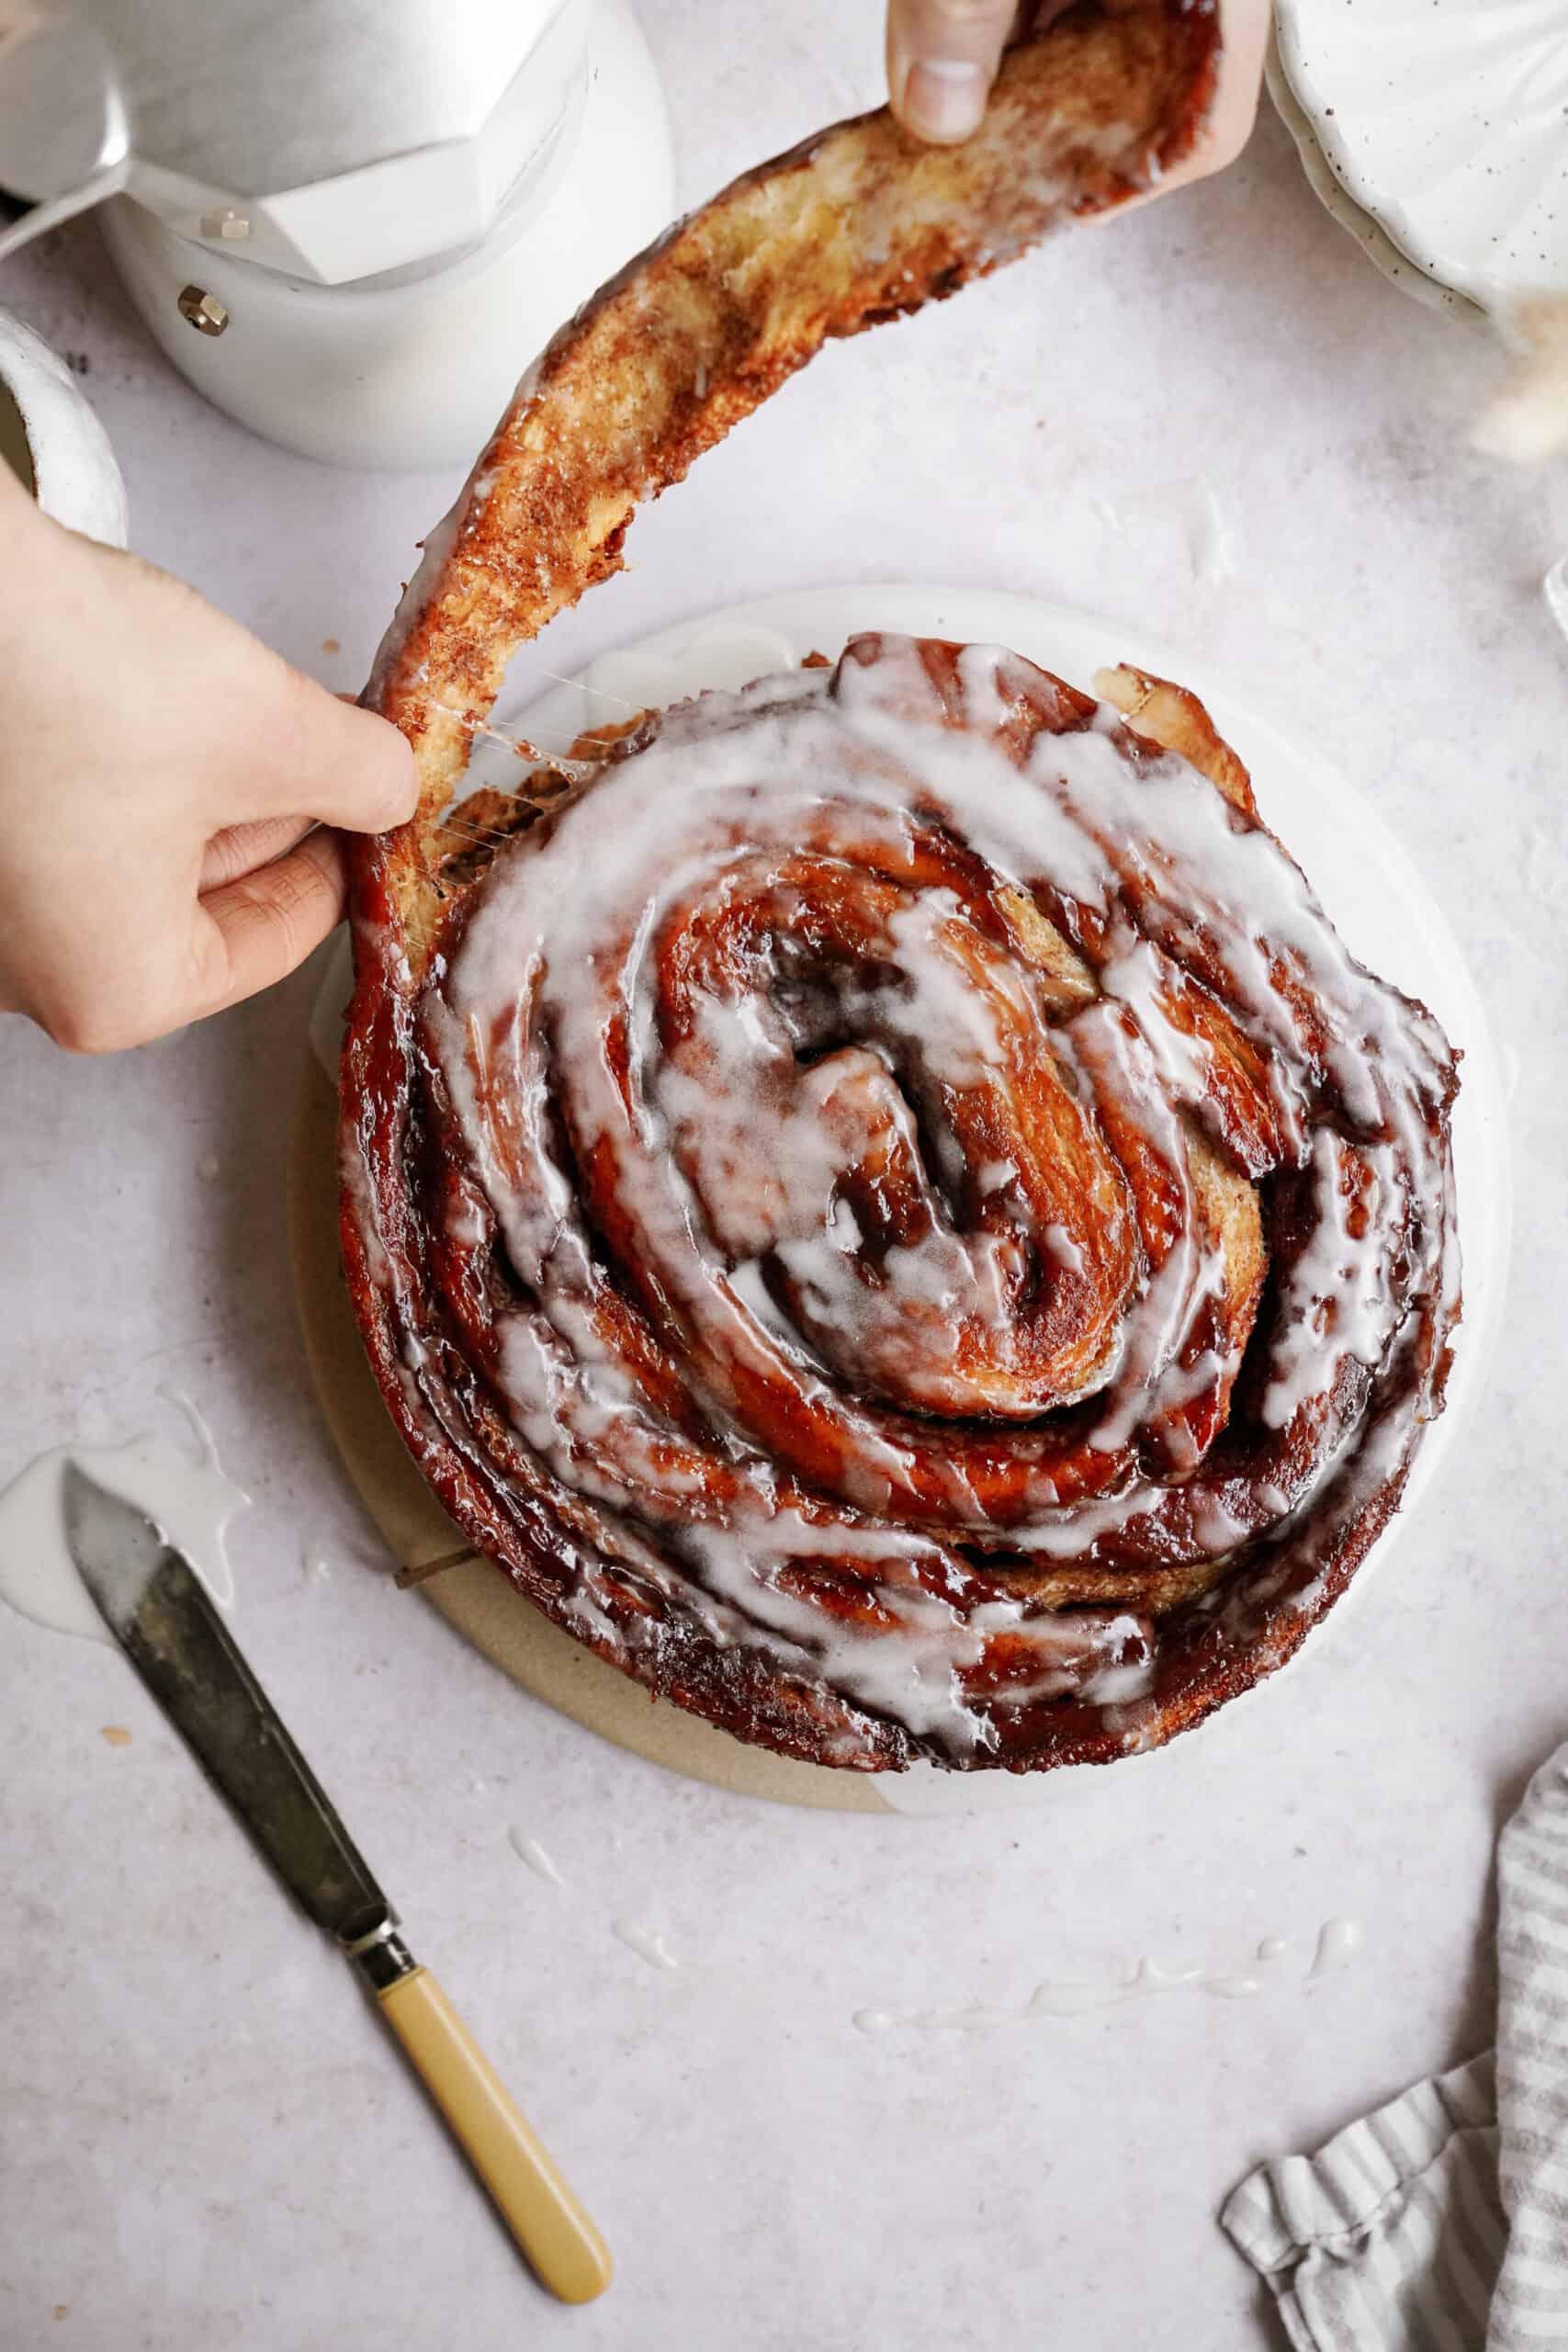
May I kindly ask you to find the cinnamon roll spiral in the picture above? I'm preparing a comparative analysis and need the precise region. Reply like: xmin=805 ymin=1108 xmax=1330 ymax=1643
xmin=347 ymin=635 xmax=1459 ymax=1769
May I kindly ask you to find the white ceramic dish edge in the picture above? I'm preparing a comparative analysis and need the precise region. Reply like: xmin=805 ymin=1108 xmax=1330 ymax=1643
xmin=1271 ymin=0 xmax=1568 ymax=318
xmin=0 ymin=307 xmax=129 ymax=546
xmin=1264 ymin=32 xmax=1483 ymax=323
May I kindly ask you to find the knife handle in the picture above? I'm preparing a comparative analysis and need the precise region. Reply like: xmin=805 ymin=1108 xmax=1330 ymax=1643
xmin=376 ymin=1965 xmax=613 ymax=2303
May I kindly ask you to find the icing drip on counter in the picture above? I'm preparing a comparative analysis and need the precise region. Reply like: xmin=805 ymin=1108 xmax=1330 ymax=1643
xmin=853 ymin=1919 xmax=1363 ymax=2034
xmin=508 ymin=1827 xmax=566 ymax=1885
xmin=613 ymin=1919 xmax=680 ymax=1972
xmin=0 ymin=1396 xmax=248 ymax=1645
xmin=353 ymin=634 xmax=1460 ymax=1772
xmin=1311 ymin=1917 xmax=1362 ymax=1975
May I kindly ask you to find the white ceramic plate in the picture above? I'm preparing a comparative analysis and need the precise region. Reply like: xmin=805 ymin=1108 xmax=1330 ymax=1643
xmin=1270 ymin=1 xmax=1568 ymax=317
xmin=1264 ymin=36 xmax=1482 ymax=322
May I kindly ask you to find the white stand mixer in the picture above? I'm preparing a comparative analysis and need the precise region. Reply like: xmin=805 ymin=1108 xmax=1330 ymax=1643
xmin=0 ymin=0 xmax=675 ymax=469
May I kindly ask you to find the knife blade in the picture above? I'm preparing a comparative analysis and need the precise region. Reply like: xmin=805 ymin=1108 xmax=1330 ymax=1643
xmin=62 ymin=1464 xmax=612 ymax=2305
xmin=63 ymin=1461 xmax=388 ymax=1941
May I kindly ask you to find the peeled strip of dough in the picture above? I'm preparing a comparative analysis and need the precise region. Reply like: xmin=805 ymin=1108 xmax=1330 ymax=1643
xmin=350 ymin=0 xmax=1222 ymax=980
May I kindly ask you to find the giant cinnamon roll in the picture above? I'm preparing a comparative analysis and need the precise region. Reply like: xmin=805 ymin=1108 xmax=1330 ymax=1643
xmin=341 ymin=2 xmax=1461 ymax=1770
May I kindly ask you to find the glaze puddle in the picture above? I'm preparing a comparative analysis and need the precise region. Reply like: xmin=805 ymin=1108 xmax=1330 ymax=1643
xmin=854 ymin=1922 xmax=1362 ymax=2035
xmin=1311 ymin=1917 xmax=1361 ymax=1976
xmin=0 ymin=1395 xmax=249 ymax=1645
xmin=508 ymin=1827 xmax=566 ymax=1886
xmin=1096 ymin=477 xmax=1235 ymax=584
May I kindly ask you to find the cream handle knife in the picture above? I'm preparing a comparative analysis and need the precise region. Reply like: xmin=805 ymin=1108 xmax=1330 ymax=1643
xmin=62 ymin=1464 xmax=613 ymax=2306
xmin=354 ymin=1926 xmax=613 ymax=2304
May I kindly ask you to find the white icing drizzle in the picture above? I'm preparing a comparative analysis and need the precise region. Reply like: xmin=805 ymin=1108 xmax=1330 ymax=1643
xmin=1261 ymin=1132 xmax=1401 ymax=1431
xmin=1311 ymin=1917 xmax=1362 ymax=1976
xmin=613 ymin=1919 xmax=679 ymax=1972
xmin=853 ymin=1921 xmax=1361 ymax=2034
xmin=508 ymin=1827 xmax=566 ymax=1885
xmin=1098 ymin=478 xmax=1235 ymax=586
xmin=373 ymin=636 xmax=1457 ymax=1764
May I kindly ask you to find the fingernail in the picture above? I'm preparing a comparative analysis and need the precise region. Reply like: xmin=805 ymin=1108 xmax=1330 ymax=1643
xmin=903 ymin=57 xmax=987 ymax=143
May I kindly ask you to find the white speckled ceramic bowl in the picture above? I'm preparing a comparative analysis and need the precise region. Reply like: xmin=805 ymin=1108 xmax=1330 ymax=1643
xmin=1270 ymin=0 xmax=1568 ymax=317
xmin=0 ymin=307 xmax=128 ymax=545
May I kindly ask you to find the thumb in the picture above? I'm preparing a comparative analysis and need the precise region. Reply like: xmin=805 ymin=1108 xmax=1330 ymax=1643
xmin=190 ymin=827 xmax=348 ymax=1017
xmin=887 ymin=0 xmax=1016 ymax=143
xmin=249 ymin=668 xmax=419 ymax=835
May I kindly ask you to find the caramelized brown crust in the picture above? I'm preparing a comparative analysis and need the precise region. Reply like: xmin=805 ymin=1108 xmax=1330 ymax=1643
xmin=333 ymin=3 xmax=1459 ymax=1774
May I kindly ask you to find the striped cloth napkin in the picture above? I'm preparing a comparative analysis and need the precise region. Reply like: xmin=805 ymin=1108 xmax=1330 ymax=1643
xmin=1223 ymin=1741 xmax=1568 ymax=2348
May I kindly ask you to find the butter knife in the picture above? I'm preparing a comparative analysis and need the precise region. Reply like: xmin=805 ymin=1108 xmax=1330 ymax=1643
xmin=62 ymin=1464 xmax=612 ymax=2305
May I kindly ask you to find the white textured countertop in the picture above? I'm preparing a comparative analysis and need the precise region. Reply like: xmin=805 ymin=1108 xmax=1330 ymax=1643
xmin=4 ymin=7 xmax=1567 ymax=2346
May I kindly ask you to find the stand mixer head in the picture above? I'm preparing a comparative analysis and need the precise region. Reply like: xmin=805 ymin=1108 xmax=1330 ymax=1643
xmin=0 ymin=0 xmax=674 ymax=468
